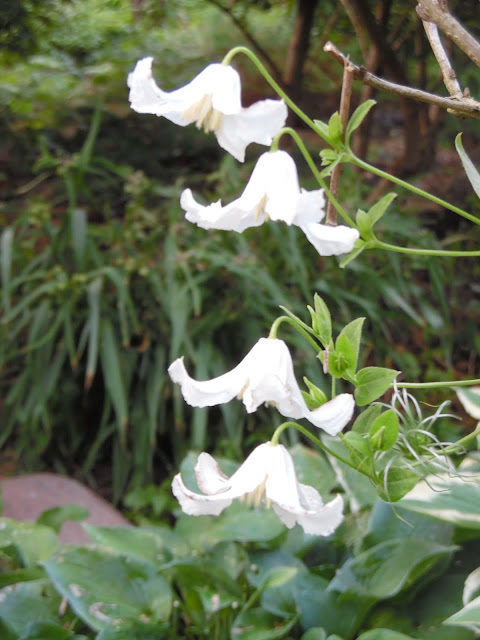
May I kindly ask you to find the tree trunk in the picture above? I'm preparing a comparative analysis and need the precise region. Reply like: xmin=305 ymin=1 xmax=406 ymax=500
xmin=283 ymin=0 xmax=320 ymax=106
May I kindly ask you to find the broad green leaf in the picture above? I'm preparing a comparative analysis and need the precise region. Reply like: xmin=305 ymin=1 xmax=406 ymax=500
xmin=367 ymin=192 xmax=397 ymax=225
xmin=329 ymin=335 xmax=356 ymax=378
xmin=293 ymin=572 xmax=372 ymax=638
xmin=355 ymin=367 xmax=399 ymax=406
xmin=37 ymin=505 xmax=89 ymax=534
xmin=345 ymin=99 xmax=376 ymax=144
xmin=0 ymin=519 xmax=57 ymax=567
xmin=17 ymin=621 xmax=73 ymax=639
xmin=330 ymin=537 xmax=456 ymax=599
xmin=44 ymin=546 xmax=172 ymax=631
xmin=1 ymin=227 xmax=14 ymax=313
xmin=320 ymin=148 xmax=338 ymax=167
xmin=84 ymin=525 xmax=170 ymax=564
xmin=352 ymin=405 xmax=383 ymax=435
xmin=444 ymin=594 xmax=480 ymax=631
xmin=309 ymin=294 xmax=332 ymax=346
xmin=0 ymin=582 xmax=62 ymax=636
xmin=100 ymin=320 xmax=128 ymax=440
xmin=399 ymin=474 xmax=480 ymax=529
xmin=300 ymin=629 xmax=327 ymax=640
xmin=455 ymin=133 xmax=480 ymax=199
xmin=369 ymin=410 xmax=399 ymax=451
xmin=290 ymin=443 xmax=337 ymax=498
xmin=356 ymin=630 xmax=415 ymax=640
xmin=377 ymin=465 xmax=419 ymax=502
xmin=96 ymin=620 xmax=169 ymax=640
xmin=231 ymin=608 xmax=298 ymax=640
xmin=455 ymin=386 xmax=480 ymax=420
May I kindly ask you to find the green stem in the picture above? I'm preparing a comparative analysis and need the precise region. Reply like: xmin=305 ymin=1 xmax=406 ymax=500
xmin=375 ymin=239 xmax=480 ymax=257
xmin=273 ymin=127 xmax=356 ymax=227
xmin=441 ymin=423 xmax=480 ymax=455
xmin=222 ymin=46 xmax=331 ymax=145
xmin=396 ymin=378 xmax=480 ymax=389
xmin=271 ymin=421 xmax=371 ymax=477
xmin=352 ymin=155 xmax=480 ymax=227
xmin=269 ymin=315 xmax=321 ymax=352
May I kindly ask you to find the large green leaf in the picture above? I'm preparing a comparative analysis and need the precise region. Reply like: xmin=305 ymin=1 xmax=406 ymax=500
xmin=230 ymin=608 xmax=298 ymax=640
xmin=84 ymin=525 xmax=171 ymax=564
xmin=356 ymin=631 xmax=415 ymax=640
xmin=329 ymin=537 xmax=456 ymax=599
xmin=43 ymin=547 xmax=172 ymax=631
xmin=444 ymin=594 xmax=480 ymax=632
xmin=399 ymin=474 xmax=480 ymax=529
xmin=0 ymin=582 xmax=62 ymax=637
xmin=0 ymin=519 xmax=58 ymax=567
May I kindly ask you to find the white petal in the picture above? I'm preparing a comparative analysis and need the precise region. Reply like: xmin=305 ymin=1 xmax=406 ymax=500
xmin=168 ymin=356 xmax=249 ymax=407
xmin=305 ymin=393 xmax=355 ymax=435
xmin=171 ymin=474 xmax=232 ymax=516
xmin=195 ymin=452 xmax=230 ymax=495
xmin=301 ymin=223 xmax=360 ymax=256
xmin=293 ymin=189 xmax=326 ymax=225
xmin=216 ymin=100 xmax=288 ymax=162
xmin=128 ymin=60 xmax=242 ymax=125
xmin=180 ymin=188 xmax=266 ymax=232
xmin=284 ymin=491 xmax=344 ymax=536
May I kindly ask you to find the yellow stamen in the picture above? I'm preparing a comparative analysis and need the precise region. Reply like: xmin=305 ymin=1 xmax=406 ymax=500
xmin=181 ymin=94 xmax=224 ymax=133
xmin=241 ymin=476 xmax=268 ymax=508
xmin=255 ymin=194 xmax=269 ymax=221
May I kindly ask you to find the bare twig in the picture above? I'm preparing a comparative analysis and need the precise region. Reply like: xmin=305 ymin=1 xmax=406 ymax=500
xmin=422 ymin=20 xmax=462 ymax=98
xmin=326 ymin=61 xmax=354 ymax=226
xmin=323 ymin=41 xmax=480 ymax=119
xmin=416 ymin=0 xmax=480 ymax=69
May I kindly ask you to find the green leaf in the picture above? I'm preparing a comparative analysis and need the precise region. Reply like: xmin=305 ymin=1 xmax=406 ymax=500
xmin=37 ymin=505 xmax=89 ymax=535
xmin=369 ymin=409 xmax=399 ymax=451
xmin=356 ymin=209 xmax=375 ymax=240
xmin=85 ymin=276 xmax=102 ymax=390
xmin=320 ymin=148 xmax=338 ymax=167
xmin=313 ymin=119 xmax=330 ymax=140
xmin=352 ymin=405 xmax=383 ymax=435
xmin=300 ymin=629 xmax=327 ymax=640
xmin=355 ymin=367 xmax=399 ymax=406
xmin=367 ymin=192 xmax=397 ymax=225
xmin=100 ymin=319 xmax=128 ymax=441
xmin=96 ymin=620 xmax=169 ymax=640
xmin=345 ymin=99 xmax=376 ymax=144
xmin=376 ymin=465 xmax=419 ymax=502
xmin=1 ymin=226 xmax=14 ymax=314
xmin=290 ymin=443 xmax=337 ymax=498
xmin=356 ymin=630 xmax=415 ymax=640
xmin=70 ymin=208 xmax=87 ymax=271
xmin=455 ymin=133 xmax=480 ymax=199
xmin=308 ymin=293 xmax=332 ymax=347
xmin=339 ymin=239 xmax=367 ymax=268
xmin=342 ymin=431 xmax=372 ymax=473
xmin=399 ymin=473 xmax=480 ymax=529
xmin=454 ymin=386 xmax=480 ymax=420
xmin=330 ymin=537 xmax=456 ymax=599
xmin=84 ymin=525 xmax=170 ymax=565
xmin=329 ymin=334 xmax=356 ymax=378
xmin=0 ymin=519 xmax=58 ymax=567
xmin=0 ymin=582 xmax=62 ymax=637
xmin=302 ymin=377 xmax=328 ymax=409
xmin=328 ymin=111 xmax=343 ymax=148
xmin=444 ymin=595 xmax=480 ymax=632
xmin=43 ymin=546 xmax=172 ymax=631
xmin=337 ymin=317 xmax=365 ymax=374
xmin=231 ymin=608 xmax=298 ymax=640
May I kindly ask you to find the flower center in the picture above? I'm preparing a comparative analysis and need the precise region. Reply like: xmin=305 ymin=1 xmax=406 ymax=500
xmin=240 ymin=476 xmax=271 ymax=509
xmin=182 ymin=94 xmax=224 ymax=133
xmin=255 ymin=194 xmax=269 ymax=221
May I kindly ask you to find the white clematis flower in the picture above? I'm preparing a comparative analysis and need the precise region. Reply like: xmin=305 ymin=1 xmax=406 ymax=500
xmin=127 ymin=57 xmax=288 ymax=162
xmin=180 ymin=150 xmax=360 ymax=255
xmin=172 ymin=442 xmax=344 ymax=535
xmin=168 ymin=337 xmax=354 ymax=435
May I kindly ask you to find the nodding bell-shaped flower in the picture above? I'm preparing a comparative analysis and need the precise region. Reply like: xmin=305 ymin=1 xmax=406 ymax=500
xmin=180 ymin=150 xmax=360 ymax=255
xmin=172 ymin=441 xmax=344 ymax=536
xmin=127 ymin=58 xmax=288 ymax=162
xmin=168 ymin=337 xmax=355 ymax=436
